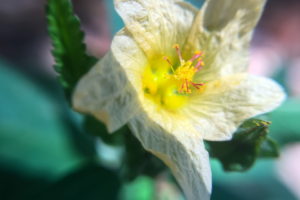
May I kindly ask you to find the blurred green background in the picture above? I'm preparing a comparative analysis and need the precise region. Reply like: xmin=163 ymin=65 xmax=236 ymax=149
xmin=1 ymin=0 xmax=300 ymax=199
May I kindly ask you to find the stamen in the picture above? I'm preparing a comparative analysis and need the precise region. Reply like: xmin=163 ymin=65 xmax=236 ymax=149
xmin=179 ymin=81 xmax=184 ymax=93
xmin=162 ymin=44 xmax=206 ymax=94
xmin=173 ymin=44 xmax=183 ymax=64
xmin=186 ymin=79 xmax=191 ymax=93
xmin=163 ymin=56 xmax=175 ymax=72
xmin=195 ymin=58 xmax=204 ymax=71
xmin=191 ymin=82 xmax=205 ymax=89
xmin=189 ymin=51 xmax=203 ymax=62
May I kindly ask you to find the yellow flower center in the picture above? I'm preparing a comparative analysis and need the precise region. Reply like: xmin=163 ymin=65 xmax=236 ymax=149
xmin=142 ymin=44 xmax=205 ymax=111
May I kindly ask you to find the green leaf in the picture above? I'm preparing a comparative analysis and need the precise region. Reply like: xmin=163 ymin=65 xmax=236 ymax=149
xmin=83 ymin=116 xmax=165 ymax=180
xmin=83 ymin=116 xmax=125 ymax=146
xmin=206 ymin=119 xmax=279 ymax=172
xmin=46 ymin=0 xmax=97 ymax=98
xmin=0 ymin=163 xmax=120 ymax=200
xmin=0 ymin=62 xmax=86 ymax=179
xmin=121 ymin=131 xmax=166 ymax=181
xmin=258 ymin=137 xmax=279 ymax=158
xmin=35 ymin=164 xmax=120 ymax=200
xmin=119 ymin=176 xmax=155 ymax=200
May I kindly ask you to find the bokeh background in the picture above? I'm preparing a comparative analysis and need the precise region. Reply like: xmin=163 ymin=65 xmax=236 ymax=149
xmin=0 ymin=0 xmax=300 ymax=199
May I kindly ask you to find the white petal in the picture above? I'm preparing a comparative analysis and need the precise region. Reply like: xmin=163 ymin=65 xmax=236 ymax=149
xmin=185 ymin=0 xmax=267 ymax=81
xmin=114 ymin=0 xmax=197 ymax=57
xmin=111 ymin=29 xmax=148 ymax=94
xmin=129 ymin=112 xmax=211 ymax=200
xmin=182 ymin=74 xmax=286 ymax=141
xmin=202 ymin=0 xmax=267 ymax=33
xmin=72 ymin=51 xmax=140 ymax=133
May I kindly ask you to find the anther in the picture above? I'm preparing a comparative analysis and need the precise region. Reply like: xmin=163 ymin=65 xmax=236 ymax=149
xmin=173 ymin=44 xmax=183 ymax=64
xmin=163 ymin=56 xmax=175 ymax=72
xmin=163 ymin=56 xmax=173 ymax=66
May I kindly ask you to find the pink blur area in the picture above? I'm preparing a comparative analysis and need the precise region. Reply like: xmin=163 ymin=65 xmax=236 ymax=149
xmin=249 ymin=0 xmax=300 ymax=97
xmin=0 ymin=0 xmax=110 ymax=76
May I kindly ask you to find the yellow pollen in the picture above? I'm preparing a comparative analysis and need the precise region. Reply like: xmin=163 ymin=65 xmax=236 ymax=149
xmin=142 ymin=44 xmax=205 ymax=111
xmin=166 ymin=44 xmax=205 ymax=94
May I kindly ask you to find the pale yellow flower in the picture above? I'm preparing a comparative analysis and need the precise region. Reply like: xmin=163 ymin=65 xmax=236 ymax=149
xmin=72 ymin=0 xmax=285 ymax=199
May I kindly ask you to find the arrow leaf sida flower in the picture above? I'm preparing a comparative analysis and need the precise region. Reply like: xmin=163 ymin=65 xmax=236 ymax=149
xmin=72 ymin=0 xmax=285 ymax=199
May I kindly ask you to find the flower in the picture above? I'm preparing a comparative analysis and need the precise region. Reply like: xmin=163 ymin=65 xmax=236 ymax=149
xmin=72 ymin=0 xmax=285 ymax=199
